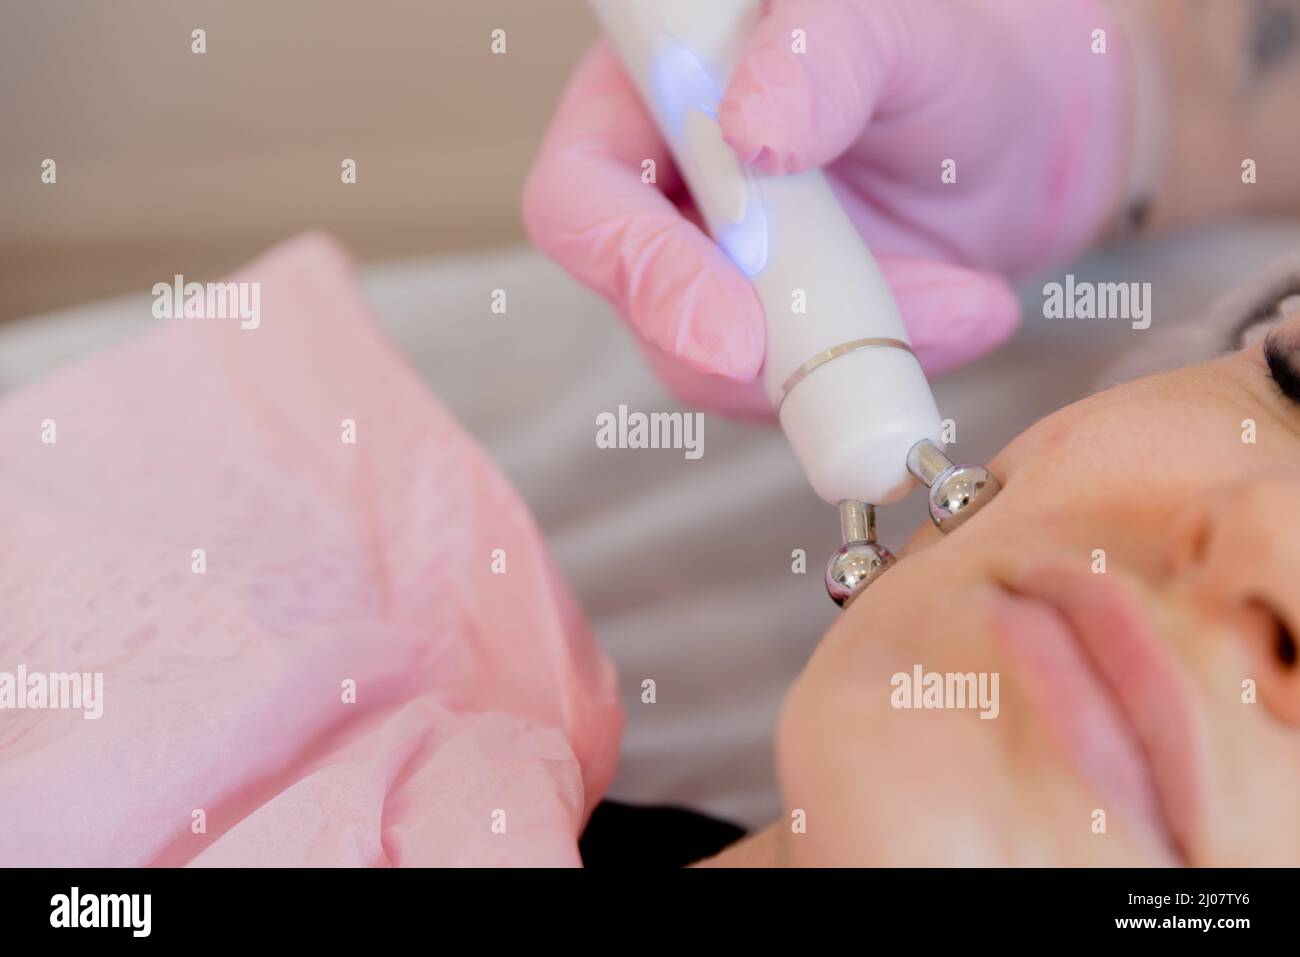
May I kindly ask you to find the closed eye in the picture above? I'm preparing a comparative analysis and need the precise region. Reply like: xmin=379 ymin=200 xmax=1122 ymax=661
xmin=1263 ymin=331 xmax=1300 ymax=406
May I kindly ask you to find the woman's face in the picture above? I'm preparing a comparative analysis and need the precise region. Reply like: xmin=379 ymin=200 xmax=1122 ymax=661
xmin=776 ymin=311 xmax=1300 ymax=866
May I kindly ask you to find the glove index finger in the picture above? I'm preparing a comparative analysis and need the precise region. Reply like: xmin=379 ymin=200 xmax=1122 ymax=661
xmin=524 ymin=42 xmax=766 ymax=381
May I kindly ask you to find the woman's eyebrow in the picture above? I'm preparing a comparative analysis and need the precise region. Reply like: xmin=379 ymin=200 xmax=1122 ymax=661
xmin=1264 ymin=332 xmax=1300 ymax=405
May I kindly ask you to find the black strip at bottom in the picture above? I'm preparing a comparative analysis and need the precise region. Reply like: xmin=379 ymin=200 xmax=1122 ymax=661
xmin=579 ymin=800 xmax=746 ymax=868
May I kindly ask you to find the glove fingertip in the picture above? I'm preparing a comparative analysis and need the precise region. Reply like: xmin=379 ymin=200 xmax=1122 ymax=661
xmin=902 ymin=272 xmax=1023 ymax=376
xmin=628 ymin=247 xmax=767 ymax=383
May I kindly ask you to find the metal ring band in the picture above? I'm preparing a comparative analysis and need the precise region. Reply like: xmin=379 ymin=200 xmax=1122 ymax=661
xmin=774 ymin=337 xmax=917 ymax=409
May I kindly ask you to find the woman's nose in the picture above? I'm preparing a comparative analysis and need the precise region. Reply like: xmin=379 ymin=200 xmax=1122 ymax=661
xmin=1169 ymin=472 xmax=1300 ymax=722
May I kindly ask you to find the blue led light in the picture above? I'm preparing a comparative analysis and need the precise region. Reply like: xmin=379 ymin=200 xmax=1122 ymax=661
xmin=649 ymin=39 xmax=721 ymax=142
xmin=718 ymin=212 xmax=768 ymax=277
xmin=649 ymin=37 xmax=769 ymax=277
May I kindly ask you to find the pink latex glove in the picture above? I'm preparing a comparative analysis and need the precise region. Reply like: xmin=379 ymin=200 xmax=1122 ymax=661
xmin=524 ymin=0 xmax=1129 ymax=416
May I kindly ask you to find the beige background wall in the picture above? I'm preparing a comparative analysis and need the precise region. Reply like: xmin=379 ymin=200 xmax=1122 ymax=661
xmin=1 ymin=0 xmax=597 ymax=322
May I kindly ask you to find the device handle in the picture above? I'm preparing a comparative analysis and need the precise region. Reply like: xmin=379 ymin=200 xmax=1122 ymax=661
xmin=589 ymin=0 xmax=944 ymax=505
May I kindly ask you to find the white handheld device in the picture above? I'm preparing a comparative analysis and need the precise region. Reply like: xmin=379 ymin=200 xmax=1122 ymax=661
xmin=589 ymin=0 xmax=1000 ymax=605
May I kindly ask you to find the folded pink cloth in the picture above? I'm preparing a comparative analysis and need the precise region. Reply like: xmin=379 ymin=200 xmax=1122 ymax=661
xmin=0 ymin=232 xmax=622 ymax=866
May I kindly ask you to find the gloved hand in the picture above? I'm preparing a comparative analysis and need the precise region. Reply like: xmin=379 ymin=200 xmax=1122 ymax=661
xmin=524 ymin=0 xmax=1130 ymax=416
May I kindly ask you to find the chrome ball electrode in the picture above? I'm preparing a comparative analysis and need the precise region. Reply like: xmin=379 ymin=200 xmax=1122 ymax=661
xmin=906 ymin=439 xmax=1002 ymax=534
xmin=825 ymin=500 xmax=896 ymax=608
xmin=824 ymin=441 xmax=1001 ymax=607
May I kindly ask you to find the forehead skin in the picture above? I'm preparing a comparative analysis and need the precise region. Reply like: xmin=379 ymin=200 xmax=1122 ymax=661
xmin=773 ymin=332 xmax=1300 ymax=866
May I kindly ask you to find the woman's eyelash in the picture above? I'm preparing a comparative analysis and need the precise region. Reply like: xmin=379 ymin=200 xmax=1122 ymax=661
xmin=1263 ymin=331 xmax=1300 ymax=406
